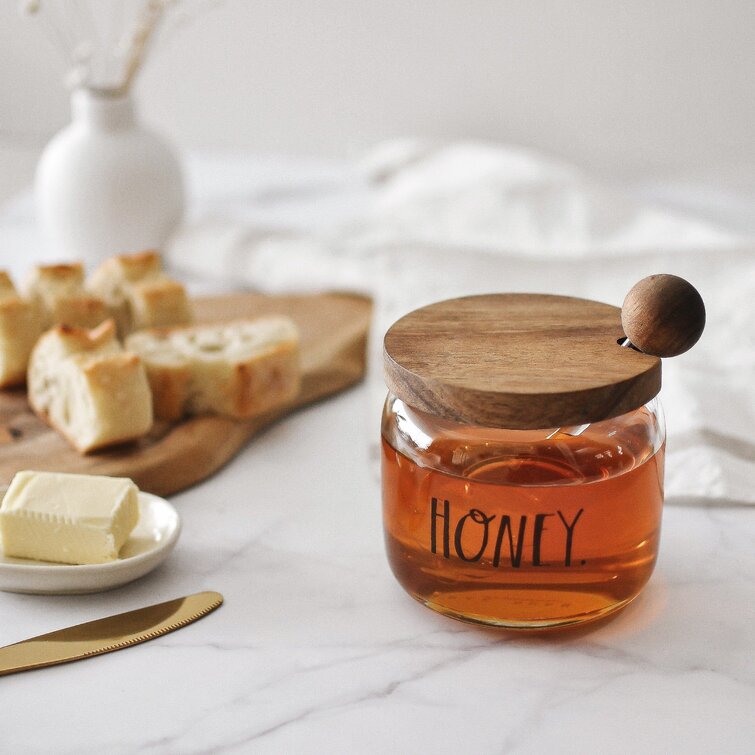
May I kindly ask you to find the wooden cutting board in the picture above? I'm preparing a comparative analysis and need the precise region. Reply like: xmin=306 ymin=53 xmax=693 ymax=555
xmin=0 ymin=292 xmax=371 ymax=497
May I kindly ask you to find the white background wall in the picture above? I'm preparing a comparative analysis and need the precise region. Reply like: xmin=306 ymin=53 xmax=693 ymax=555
xmin=1 ymin=0 xmax=754 ymax=179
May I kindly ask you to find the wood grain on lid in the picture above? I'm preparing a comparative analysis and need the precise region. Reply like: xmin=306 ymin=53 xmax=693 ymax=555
xmin=383 ymin=293 xmax=661 ymax=429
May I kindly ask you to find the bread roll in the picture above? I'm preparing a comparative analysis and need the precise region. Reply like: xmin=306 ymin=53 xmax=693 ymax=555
xmin=0 ymin=272 xmax=42 ymax=388
xmin=88 ymin=250 xmax=192 ymax=336
xmin=24 ymin=263 xmax=84 ymax=309
xmin=49 ymin=295 xmax=111 ymax=330
xmin=126 ymin=317 xmax=300 ymax=420
xmin=130 ymin=279 xmax=193 ymax=331
xmin=0 ymin=271 xmax=17 ymax=297
xmin=24 ymin=262 xmax=109 ymax=329
xmin=96 ymin=250 xmax=162 ymax=284
xmin=28 ymin=320 xmax=153 ymax=453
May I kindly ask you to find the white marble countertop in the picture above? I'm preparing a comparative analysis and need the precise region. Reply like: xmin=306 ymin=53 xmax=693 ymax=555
xmin=0 ymin=384 xmax=753 ymax=754
xmin=0 ymin=143 xmax=753 ymax=754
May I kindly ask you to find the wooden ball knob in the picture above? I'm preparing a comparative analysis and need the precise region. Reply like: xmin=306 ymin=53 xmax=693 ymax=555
xmin=621 ymin=274 xmax=705 ymax=357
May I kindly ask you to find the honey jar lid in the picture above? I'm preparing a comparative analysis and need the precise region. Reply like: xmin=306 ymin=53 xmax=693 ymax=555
xmin=383 ymin=275 xmax=705 ymax=429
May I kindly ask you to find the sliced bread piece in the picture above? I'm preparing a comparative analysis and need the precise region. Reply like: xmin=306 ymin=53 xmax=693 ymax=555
xmin=88 ymin=250 xmax=192 ymax=336
xmin=49 ymin=295 xmax=111 ymax=330
xmin=129 ymin=279 xmax=193 ymax=331
xmin=28 ymin=320 xmax=153 ymax=453
xmin=24 ymin=263 xmax=85 ymax=311
xmin=24 ymin=262 xmax=109 ymax=329
xmin=126 ymin=317 xmax=300 ymax=420
xmin=0 ymin=272 xmax=43 ymax=388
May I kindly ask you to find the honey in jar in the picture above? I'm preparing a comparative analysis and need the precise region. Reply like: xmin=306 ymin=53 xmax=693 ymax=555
xmin=381 ymin=276 xmax=704 ymax=629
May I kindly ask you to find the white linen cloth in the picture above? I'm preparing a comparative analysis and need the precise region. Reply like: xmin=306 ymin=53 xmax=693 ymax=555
xmin=167 ymin=141 xmax=755 ymax=508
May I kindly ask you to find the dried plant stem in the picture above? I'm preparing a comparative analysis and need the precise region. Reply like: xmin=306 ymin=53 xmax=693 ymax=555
xmin=22 ymin=0 xmax=219 ymax=94
xmin=116 ymin=0 xmax=168 ymax=95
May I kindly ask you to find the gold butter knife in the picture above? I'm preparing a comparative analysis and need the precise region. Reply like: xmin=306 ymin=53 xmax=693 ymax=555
xmin=0 ymin=591 xmax=223 ymax=676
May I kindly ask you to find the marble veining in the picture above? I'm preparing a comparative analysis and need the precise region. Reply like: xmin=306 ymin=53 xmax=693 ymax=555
xmin=0 ymin=387 xmax=752 ymax=754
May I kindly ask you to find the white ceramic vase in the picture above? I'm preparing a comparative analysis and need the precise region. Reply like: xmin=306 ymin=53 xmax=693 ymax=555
xmin=36 ymin=88 xmax=184 ymax=266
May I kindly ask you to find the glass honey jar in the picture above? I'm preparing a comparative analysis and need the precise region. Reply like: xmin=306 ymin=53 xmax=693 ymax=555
xmin=381 ymin=276 xmax=705 ymax=629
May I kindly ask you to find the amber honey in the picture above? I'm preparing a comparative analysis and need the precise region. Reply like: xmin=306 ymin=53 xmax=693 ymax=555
xmin=381 ymin=396 xmax=665 ymax=629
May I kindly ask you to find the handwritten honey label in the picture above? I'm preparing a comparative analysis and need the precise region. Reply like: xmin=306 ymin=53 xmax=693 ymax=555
xmin=430 ymin=498 xmax=585 ymax=568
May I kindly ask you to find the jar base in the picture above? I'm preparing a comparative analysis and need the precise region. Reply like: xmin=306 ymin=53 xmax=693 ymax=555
xmin=411 ymin=589 xmax=638 ymax=630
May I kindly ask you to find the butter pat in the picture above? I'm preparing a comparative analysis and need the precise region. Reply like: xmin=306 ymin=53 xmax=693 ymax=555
xmin=0 ymin=471 xmax=140 ymax=565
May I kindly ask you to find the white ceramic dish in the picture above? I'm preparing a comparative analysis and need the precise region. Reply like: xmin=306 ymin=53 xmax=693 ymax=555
xmin=0 ymin=492 xmax=181 ymax=595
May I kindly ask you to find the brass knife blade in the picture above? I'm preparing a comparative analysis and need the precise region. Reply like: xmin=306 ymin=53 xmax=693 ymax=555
xmin=0 ymin=590 xmax=223 ymax=676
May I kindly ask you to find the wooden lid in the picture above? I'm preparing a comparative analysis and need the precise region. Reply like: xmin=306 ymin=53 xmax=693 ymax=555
xmin=383 ymin=293 xmax=662 ymax=429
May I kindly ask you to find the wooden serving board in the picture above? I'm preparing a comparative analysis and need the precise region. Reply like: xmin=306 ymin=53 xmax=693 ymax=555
xmin=0 ymin=292 xmax=372 ymax=497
